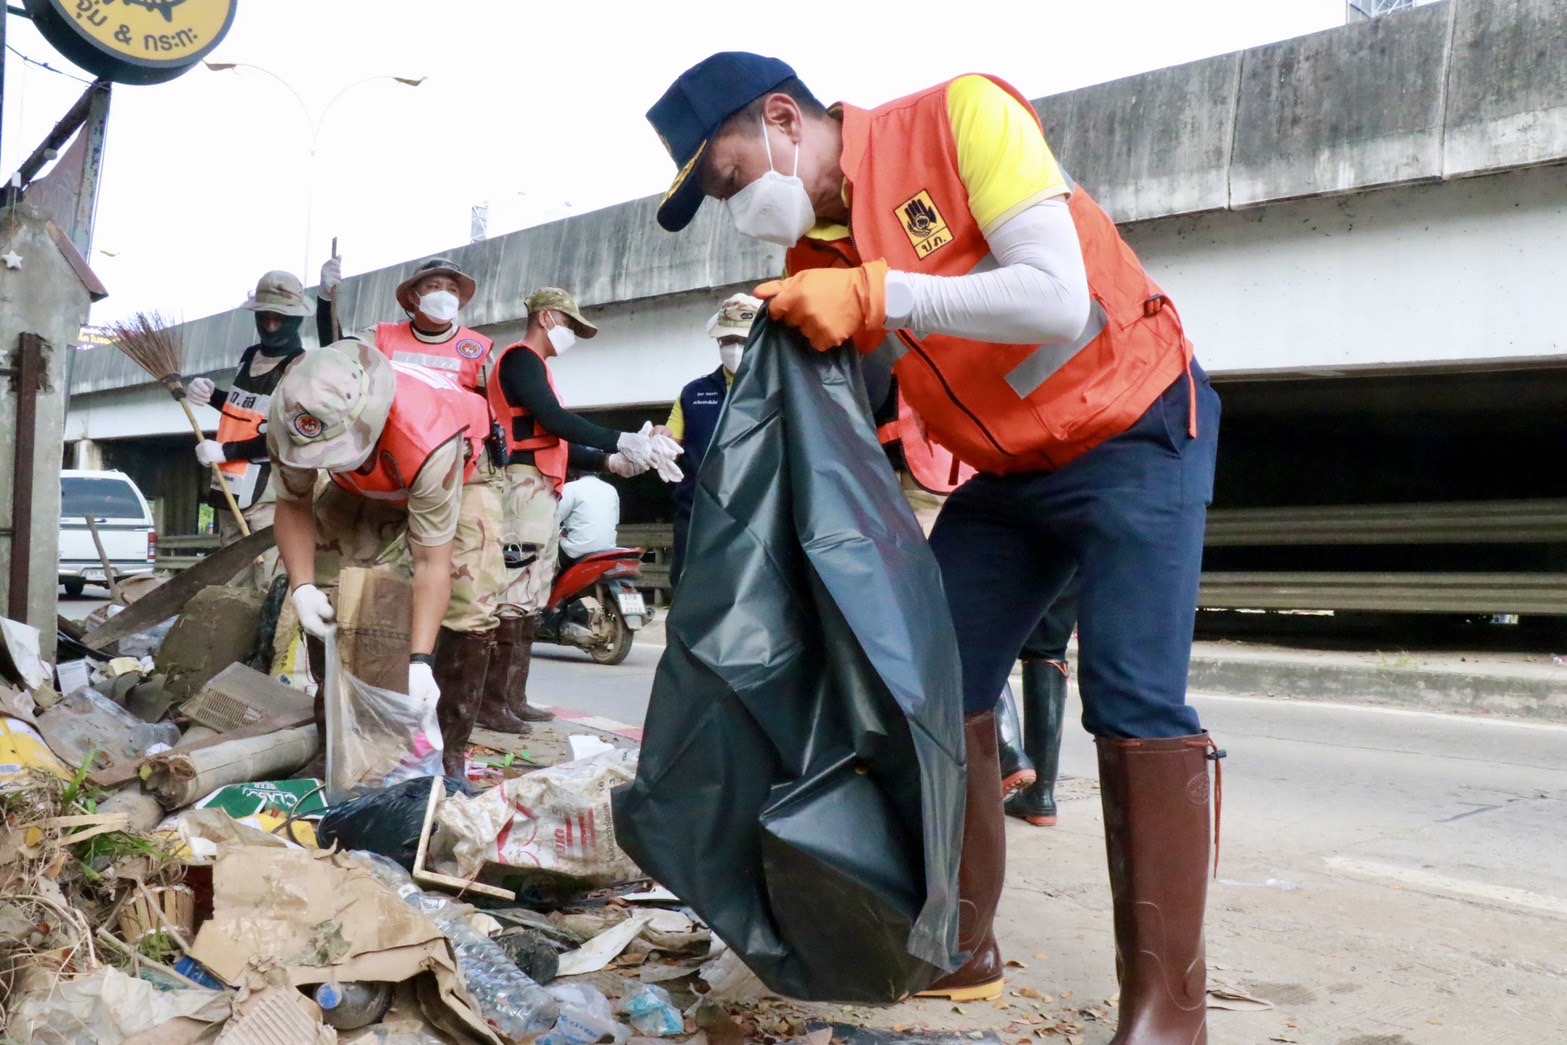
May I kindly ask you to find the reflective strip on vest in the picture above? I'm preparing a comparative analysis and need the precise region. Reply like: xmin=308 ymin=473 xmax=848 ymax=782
xmin=1004 ymin=300 xmax=1109 ymax=399
xmin=390 ymin=351 xmax=463 ymax=374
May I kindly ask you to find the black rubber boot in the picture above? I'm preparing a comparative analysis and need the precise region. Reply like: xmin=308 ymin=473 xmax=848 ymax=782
xmin=995 ymin=681 xmax=1037 ymax=797
xmin=1006 ymin=660 xmax=1068 ymax=826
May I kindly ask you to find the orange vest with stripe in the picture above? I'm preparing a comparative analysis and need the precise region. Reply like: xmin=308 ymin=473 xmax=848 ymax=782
xmin=213 ymin=389 xmax=268 ymax=508
xmin=375 ymin=321 xmax=492 ymax=394
xmin=330 ymin=363 xmax=489 ymax=506
xmin=788 ymin=75 xmax=1193 ymax=474
xmin=878 ymin=391 xmax=976 ymax=495
xmin=486 ymin=341 xmax=569 ymax=494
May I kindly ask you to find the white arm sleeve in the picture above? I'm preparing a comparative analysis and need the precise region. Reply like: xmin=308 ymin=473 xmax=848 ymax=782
xmin=883 ymin=199 xmax=1090 ymax=346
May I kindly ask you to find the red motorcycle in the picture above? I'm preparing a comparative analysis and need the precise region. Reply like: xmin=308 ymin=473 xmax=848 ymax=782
xmin=535 ymin=547 xmax=653 ymax=665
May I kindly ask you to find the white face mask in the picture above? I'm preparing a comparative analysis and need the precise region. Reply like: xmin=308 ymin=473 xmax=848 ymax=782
xmin=725 ymin=117 xmax=817 ymax=247
xmin=547 ymin=323 xmax=577 ymax=356
xmin=418 ymin=290 xmax=460 ymax=324
xmin=719 ymin=343 xmax=744 ymax=374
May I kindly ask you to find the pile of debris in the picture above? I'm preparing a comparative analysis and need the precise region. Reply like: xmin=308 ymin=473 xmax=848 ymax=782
xmin=0 ymin=559 xmax=858 ymax=1044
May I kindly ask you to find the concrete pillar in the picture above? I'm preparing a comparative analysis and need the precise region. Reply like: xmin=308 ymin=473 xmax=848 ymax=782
xmin=72 ymin=438 xmax=103 ymax=470
xmin=0 ymin=203 xmax=101 ymax=657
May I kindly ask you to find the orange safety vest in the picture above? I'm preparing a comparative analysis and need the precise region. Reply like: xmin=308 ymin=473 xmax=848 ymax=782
xmin=788 ymin=75 xmax=1193 ymax=475
xmin=213 ymin=387 xmax=268 ymax=508
xmin=878 ymin=391 xmax=976 ymax=495
xmin=375 ymin=321 xmax=493 ymax=394
xmin=330 ymin=362 xmax=489 ymax=506
xmin=485 ymin=340 xmax=569 ymax=494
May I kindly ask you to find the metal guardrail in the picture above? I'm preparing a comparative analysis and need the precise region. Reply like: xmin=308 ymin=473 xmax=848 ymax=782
xmin=1198 ymin=573 xmax=1567 ymax=615
xmin=1203 ymin=499 xmax=1567 ymax=546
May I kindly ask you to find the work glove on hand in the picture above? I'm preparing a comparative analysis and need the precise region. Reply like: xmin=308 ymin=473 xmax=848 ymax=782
xmin=616 ymin=424 xmax=657 ymax=469
xmin=195 ymin=440 xmax=227 ymax=466
xmin=408 ymin=661 xmax=440 ymax=704
xmin=319 ymin=255 xmax=342 ymax=302
xmin=186 ymin=377 xmax=216 ymax=407
xmin=651 ymin=456 xmax=684 ymax=483
xmin=755 ymin=259 xmax=889 ymax=352
xmin=291 ymin=583 xmax=337 ymax=638
xmin=605 ymin=452 xmax=646 ymax=478
xmin=649 ymin=430 xmax=683 ymax=462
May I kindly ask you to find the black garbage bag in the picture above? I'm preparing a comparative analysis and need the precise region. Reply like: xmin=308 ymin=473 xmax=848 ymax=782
xmin=613 ymin=315 xmax=966 ymax=1002
xmin=316 ymin=775 xmax=470 ymax=870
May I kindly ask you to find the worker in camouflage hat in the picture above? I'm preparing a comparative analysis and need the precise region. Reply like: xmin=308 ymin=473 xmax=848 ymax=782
xmin=268 ymin=336 xmax=507 ymax=776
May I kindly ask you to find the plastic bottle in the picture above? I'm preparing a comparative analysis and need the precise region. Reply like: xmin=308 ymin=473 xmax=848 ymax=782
xmin=130 ymin=721 xmax=181 ymax=755
xmin=314 ymin=980 xmax=393 ymax=1029
xmin=351 ymin=851 xmax=560 ymax=1040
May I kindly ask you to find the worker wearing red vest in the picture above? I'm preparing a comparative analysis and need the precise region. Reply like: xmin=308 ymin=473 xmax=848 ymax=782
xmin=483 ymin=286 xmax=676 ymax=732
xmin=266 ymin=337 xmax=506 ymax=777
xmin=649 ymin=54 xmax=1222 ymax=1035
xmin=185 ymin=270 xmax=332 ymax=589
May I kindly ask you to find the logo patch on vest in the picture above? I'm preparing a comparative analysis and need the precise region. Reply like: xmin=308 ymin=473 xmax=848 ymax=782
xmin=455 ymin=338 xmax=486 ymax=360
xmin=897 ymin=191 xmax=952 ymax=260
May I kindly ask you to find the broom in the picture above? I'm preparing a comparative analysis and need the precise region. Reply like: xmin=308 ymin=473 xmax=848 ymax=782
xmin=106 ymin=311 xmax=250 ymax=536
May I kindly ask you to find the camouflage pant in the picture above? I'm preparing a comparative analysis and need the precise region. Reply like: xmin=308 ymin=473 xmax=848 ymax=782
xmin=218 ymin=498 xmax=283 ymax=593
xmin=310 ymin=477 xmax=505 ymax=634
xmin=497 ymin=464 xmax=561 ymax=617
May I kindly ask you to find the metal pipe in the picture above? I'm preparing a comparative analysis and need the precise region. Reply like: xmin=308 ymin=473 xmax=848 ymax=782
xmin=8 ymin=333 xmax=43 ymax=621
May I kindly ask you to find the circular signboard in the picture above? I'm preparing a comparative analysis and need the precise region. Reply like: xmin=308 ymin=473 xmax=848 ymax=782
xmin=24 ymin=0 xmax=238 ymax=86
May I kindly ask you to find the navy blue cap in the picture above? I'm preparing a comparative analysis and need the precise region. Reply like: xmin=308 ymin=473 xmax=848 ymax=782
xmin=647 ymin=52 xmax=797 ymax=232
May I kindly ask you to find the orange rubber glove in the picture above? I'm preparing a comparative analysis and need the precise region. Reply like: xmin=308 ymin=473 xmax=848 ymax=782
xmin=755 ymin=259 xmax=889 ymax=352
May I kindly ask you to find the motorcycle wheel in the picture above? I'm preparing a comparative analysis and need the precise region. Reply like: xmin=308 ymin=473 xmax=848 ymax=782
xmin=588 ymin=598 xmax=634 ymax=665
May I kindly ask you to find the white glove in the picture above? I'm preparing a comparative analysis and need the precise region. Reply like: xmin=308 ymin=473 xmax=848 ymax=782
xmin=195 ymin=440 xmax=226 ymax=466
xmin=652 ymin=456 xmax=684 ymax=483
xmin=650 ymin=431 xmax=683 ymax=462
xmin=319 ymin=255 xmax=342 ymax=301
xmin=616 ymin=426 xmax=656 ymax=469
xmin=605 ymin=452 xmax=645 ymax=478
xmin=408 ymin=660 xmax=440 ymax=704
xmin=291 ymin=583 xmax=337 ymax=638
xmin=187 ymin=377 xmax=216 ymax=407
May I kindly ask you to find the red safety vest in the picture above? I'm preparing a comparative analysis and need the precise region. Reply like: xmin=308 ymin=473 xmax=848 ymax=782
xmin=213 ymin=388 xmax=268 ymax=508
xmin=485 ymin=340 xmax=569 ymax=494
xmin=375 ymin=321 xmax=492 ymax=394
xmin=787 ymin=74 xmax=1193 ymax=474
xmin=330 ymin=362 xmax=489 ymax=506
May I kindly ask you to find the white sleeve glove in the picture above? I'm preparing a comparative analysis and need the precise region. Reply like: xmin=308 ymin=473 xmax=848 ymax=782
xmin=195 ymin=440 xmax=227 ymax=466
xmin=408 ymin=660 xmax=439 ymax=703
xmin=319 ymin=255 xmax=342 ymax=301
xmin=186 ymin=377 xmax=216 ymax=407
xmin=291 ymin=583 xmax=337 ymax=638
xmin=605 ymin=452 xmax=646 ymax=478
xmin=616 ymin=426 xmax=656 ymax=469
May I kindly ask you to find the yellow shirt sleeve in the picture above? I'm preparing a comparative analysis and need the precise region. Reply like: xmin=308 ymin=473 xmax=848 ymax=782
xmin=947 ymin=74 xmax=1069 ymax=234
xmin=666 ymin=398 xmax=686 ymax=443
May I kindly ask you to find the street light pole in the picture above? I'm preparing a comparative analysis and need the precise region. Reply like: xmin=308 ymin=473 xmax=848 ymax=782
xmin=202 ymin=63 xmax=426 ymax=280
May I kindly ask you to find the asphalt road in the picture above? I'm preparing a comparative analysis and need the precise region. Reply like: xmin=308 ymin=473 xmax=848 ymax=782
xmin=528 ymin=624 xmax=1567 ymax=1043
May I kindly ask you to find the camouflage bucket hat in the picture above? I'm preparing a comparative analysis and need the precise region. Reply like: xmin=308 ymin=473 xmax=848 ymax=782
xmin=268 ymin=337 xmax=396 ymax=471
xmin=396 ymin=257 xmax=478 ymax=314
xmin=707 ymin=292 xmax=761 ymax=339
xmin=524 ymin=286 xmax=599 ymax=338
xmin=243 ymin=270 xmax=314 ymax=317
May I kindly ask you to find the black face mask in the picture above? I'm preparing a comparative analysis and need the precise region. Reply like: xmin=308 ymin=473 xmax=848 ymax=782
xmin=257 ymin=314 xmax=304 ymax=353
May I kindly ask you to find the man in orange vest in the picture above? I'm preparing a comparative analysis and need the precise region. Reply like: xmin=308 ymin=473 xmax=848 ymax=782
xmin=318 ymin=254 xmax=493 ymax=393
xmin=648 ymin=54 xmax=1221 ymax=1036
xmin=185 ymin=270 xmax=330 ymax=588
xmin=266 ymin=337 xmax=505 ymax=777
xmin=483 ymin=287 xmax=677 ymax=731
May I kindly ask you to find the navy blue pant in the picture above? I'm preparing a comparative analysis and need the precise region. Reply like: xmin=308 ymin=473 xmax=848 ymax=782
xmin=928 ymin=365 xmax=1220 ymax=738
xmin=1020 ymin=574 xmax=1079 ymax=665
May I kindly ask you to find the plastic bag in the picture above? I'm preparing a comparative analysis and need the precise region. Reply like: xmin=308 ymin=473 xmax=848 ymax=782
xmin=353 ymin=851 xmax=560 ymax=1040
xmin=323 ymin=633 xmax=442 ymax=804
xmin=317 ymin=776 xmax=469 ymax=870
xmin=613 ymin=315 xmax=966 ymax=1002
xmin=623 ymin=984 xmax=682 ymax=1037
xmin=537 ymin=983 xmax=628 ymax=1045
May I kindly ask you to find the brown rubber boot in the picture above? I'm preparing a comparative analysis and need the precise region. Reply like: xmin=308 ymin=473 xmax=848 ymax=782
xmin=918 ymin=709 xmax=1007 ymax=1002
xmin=501 ymin=615 xmax=554 ymax=723
xmin=475 ymin=617 xmax=533 ymax=734
xmin=433 ymin=627 xmax=494 ymax=778
xmin=1097 ymin=733 xmax=1220 ymax=1045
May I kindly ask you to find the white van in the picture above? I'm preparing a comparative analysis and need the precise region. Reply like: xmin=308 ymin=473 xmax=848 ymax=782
xmin=58 ymin=469 xmax=157 ymax=596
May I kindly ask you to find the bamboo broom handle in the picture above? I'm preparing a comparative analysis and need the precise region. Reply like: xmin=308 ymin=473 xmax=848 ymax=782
xmin=177 ymin=398 xmax=251 ymax=537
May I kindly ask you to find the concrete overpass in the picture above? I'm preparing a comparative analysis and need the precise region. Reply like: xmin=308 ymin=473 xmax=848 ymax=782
xmin=63 ymin=0 xmax=1567 ymax=616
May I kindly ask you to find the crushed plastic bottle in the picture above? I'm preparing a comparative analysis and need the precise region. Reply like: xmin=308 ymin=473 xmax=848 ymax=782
xmin=623 ymin=983 xmax=683 ymax=1037
xmin=352 ymin=851 xmax=559 ymax=1040
xmin=314 ymin=980 xmax=393 ymax=1029
xmin=536 ymin=983 xmax=629 ymax=1045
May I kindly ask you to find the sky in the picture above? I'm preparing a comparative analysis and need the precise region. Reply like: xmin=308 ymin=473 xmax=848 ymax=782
xmin=2 ymin=0 xmax=1353 ymax=325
